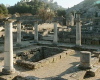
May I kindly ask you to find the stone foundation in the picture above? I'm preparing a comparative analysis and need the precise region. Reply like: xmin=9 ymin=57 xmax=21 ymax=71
xmin=16 ymin=47 xmax=75 ymax=69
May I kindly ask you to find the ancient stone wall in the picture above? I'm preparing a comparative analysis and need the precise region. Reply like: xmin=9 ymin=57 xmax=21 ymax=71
xmin=16 ymin=47 xmax=75 ymax=69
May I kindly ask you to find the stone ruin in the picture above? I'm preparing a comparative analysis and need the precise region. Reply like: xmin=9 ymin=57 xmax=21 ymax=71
xmin=15 ymin=47 xmax=75 ymax=69
xmin=0 ymin=12 xmax=100 ymax=80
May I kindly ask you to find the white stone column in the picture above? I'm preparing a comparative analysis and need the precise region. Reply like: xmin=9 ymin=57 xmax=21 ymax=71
xmin=70 ymin=13 xmax=74 ymax=26
xmin=2 ymin=19 xmax=16 ymax=74
xmin=17 ymin=22 xmax=21 ymax=44
xmin=74 ymin=11 xmax=76 ymax=18
xmin=76 ymin=13 xmax=81 ymax=46
xmin=34 ymin=22 xmax=38 ymax=42
xmin=53 ymin=22 xmax=58 ymax=44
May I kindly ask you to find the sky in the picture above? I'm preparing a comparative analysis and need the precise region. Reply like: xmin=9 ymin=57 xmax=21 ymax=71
xmin=0 ymin=0 xmax=84 ymax=8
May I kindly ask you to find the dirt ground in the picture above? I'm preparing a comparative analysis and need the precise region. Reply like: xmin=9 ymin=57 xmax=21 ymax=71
xmin=0 ymin=46 xmax=100 ymax=80
xmin=0 ymin=42 xmax=100 ymax=80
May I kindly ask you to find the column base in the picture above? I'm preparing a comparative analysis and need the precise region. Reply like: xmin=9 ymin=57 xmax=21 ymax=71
xmin=34 ymin=40 xmax=38 ymax=43
xmin=16 ymin=43 xmax=21 ymax=47
xmin=75 ymin=44 xmax=82 ymax=47
xmin=78 ymin=64 xmax=92 ymax=70
xmin=53 ymin=42 xmax=58 ymax=46
xmin=2 ymin=68 xmax=15 ymax=75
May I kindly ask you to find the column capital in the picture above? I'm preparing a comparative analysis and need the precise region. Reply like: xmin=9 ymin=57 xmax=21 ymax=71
xmin=76 ymin=12 xmax=81 ymax=15
xmin=16 ymin=21 xmax=22 ymax=24
xmin=34 ymin=21 xmax=38 ymax=24
xmin=53 ymin=21 xmax=58 ymax=23
xmin=4 ymin=18 xmax=16 ymax=23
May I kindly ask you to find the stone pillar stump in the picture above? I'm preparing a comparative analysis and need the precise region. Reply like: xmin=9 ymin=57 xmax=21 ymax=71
xmin=79 ymin=51 xmax=92 ymax=69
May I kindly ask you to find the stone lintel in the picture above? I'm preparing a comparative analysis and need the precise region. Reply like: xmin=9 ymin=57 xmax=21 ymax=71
xmin=16 ymin=21 xmax=22 ymax=24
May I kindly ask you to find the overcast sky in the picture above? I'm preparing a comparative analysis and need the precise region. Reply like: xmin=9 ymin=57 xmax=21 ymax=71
xmin=0 ymin=0 xmax=84 ymax=8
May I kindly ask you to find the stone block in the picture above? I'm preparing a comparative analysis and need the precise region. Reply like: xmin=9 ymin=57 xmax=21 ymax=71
xmin=52 ymin=55 xmax=58 ymax=62
xmin=54 ymin=54 xmax=61 ymax=60
xmin=33 ymin=62 xmax=41 ymax=69
xmin=66 ymin=50 xmax=75 ymax=55
xmin=87 ymin=65 xmax=100 ymax=77
xmin=46 ymin=57 xmax=53 ymax=63
xmin=59 ymin=53 xmax=66 ymax=59
xmin=70 ymin=70 xmax=86 ymax=80
xmin=38 ymin=59 xmax=49 ymax=67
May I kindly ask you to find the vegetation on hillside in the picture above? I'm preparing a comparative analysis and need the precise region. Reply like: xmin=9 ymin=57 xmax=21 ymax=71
xmin=8 ymin=0 xmax=66 ymax=23
xmin=0 ymin=4 xmax=8 ymax=19
xmin=8 ymin=0 xmax=63 ymax=15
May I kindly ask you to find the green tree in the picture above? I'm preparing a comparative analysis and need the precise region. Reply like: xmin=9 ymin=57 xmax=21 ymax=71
xmin=0 ymin=4 xmax=8 ymax=19
xmin=38 ymin=8 xmax=54 ymax=23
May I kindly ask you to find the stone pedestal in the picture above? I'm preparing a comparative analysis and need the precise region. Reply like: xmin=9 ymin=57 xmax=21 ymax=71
xmin=2 ymin=19 xmax=16 ymax=74
xmin=76 ymin=13 xmax=81 ymax=46
xmin=34 ymin=22 xmax=38 ymax=42
xmin=53 ymin=22 xmax=58 ymax=44
xmin=79 ymin=51 xmax=92 ymax=70
xmin=17 ymin=22 xmax=21 ymax=46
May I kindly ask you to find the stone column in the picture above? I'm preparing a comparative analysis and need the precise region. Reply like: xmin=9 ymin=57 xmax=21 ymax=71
xmin=74 ymin=11 xmax=76 ymax=18
xmin=70 ymin=13 xmax=74 ymax=26
xmin=17 ymin=22 xmax=21 ymax=45
xmin=76 ymin=13 xmax=81 ymax=46
xmin=34 ymin=22 xmax=38 ymax=42
xmin=79 ymin=51 xmax=92 ymax=69
xmin=53 ymin=22 xmax=58 ymax=44
xmin=2 ymin=19 xmax=16 ymax=74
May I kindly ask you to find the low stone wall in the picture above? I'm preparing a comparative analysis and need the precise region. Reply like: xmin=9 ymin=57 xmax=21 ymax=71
xmin=58 ymin=31 xmax=100 ymax=45
xmin=16 ymin=48 xmax=75 ymax=69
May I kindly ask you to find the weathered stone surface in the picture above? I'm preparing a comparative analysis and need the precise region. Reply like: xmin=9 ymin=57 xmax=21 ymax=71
xmin=86 ymin=65 xmax=100 ymax=77
xmin=0 ymin=73 xmax=19 ymax=80
xmin=79 ymin=51 xmax=92 ymax=70
xmin=16 ymin=47 xmax=75 ymax=69
xmin=70 ymin=70 xmax=86 ymax=80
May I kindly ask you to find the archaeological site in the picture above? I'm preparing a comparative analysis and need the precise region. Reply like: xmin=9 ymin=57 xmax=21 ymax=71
xmin=0 ymin=0 xmax=100 ymax=80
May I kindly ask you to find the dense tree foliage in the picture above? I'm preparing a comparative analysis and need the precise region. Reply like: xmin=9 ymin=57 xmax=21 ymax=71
xmin=8 ymin=0 xmax=63 ymax=15
xmin=8 ymin=0 xmax=66 ymax=23
xmin=57 ymin=9 xmax=66 ymax=25
xmin=0 ymin=4 xmax=8 ymax=19
xmin=38 ymin=8 xmax=55 ymax=22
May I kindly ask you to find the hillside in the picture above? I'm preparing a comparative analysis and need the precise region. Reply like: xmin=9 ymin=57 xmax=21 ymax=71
xmin=66 ymin=0 xmax=100 ymax=18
